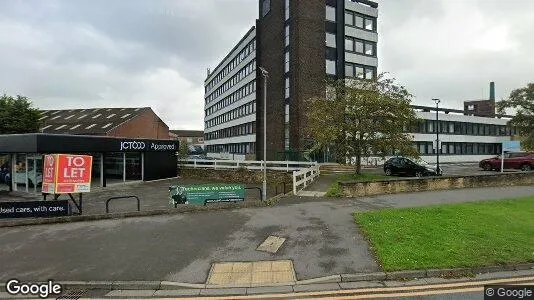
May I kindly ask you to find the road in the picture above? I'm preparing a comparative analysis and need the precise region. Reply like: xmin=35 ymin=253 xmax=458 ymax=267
xmin=0 ymin=185 xmax=533 ymax=284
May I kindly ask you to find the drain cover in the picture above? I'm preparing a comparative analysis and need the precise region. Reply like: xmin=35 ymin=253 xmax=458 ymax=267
xmin=256 ymin=235 xmax=286 ymax=253
xmin=57 ymin=289 xmax=87 ymax=300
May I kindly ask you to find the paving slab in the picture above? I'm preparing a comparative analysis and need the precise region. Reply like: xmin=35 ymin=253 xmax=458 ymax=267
xmin=153 ymin=289 xmax=201 ymax=296
xmin=199 ymin=287 xmax=247 ymax=296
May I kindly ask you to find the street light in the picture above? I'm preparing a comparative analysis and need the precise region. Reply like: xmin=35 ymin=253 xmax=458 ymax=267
xmin=259 ymin=67 xmax=268 ymax=201
xmin=432 ymin=98 xmax=441 ymax=175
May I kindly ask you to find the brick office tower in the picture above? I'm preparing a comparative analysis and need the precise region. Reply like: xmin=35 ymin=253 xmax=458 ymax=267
xmin=203 ymin=0 xmax=378 ymax=161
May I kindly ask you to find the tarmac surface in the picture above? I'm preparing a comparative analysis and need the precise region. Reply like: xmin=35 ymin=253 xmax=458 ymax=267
xmin=1 ymin=185 xmax=533 ymax=284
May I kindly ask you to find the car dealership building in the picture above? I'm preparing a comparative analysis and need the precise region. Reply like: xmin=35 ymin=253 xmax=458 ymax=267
xmin=0 ymin=107 xmax=178 ymax=193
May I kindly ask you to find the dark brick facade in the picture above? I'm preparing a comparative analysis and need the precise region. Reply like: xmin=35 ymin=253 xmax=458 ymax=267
xmin=256 ymin=0 xmax=326 ymax=160
xmin=464 ymin=100 xmax=496 ymax=118
xmin=291 ymin=0 xmax=326 ymax=150
xmin=256 ymin=0 xmax=286 ymax=160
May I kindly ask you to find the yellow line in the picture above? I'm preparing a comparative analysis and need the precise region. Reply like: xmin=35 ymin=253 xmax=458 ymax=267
xmin=313 ymin=286 xmax=483 ymax=299
xmin=161 ymin=277 xmax=534 ymax=300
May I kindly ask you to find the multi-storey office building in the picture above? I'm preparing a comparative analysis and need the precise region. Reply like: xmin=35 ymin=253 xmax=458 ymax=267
xmin=203 ymin=1 xmax=515 ymax=163
xmin=204 ymin=0 xmax=379 ymax=160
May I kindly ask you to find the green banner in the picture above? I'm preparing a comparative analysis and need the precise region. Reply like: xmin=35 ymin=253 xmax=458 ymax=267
xmin=169 ymin=184 xmax=246 ymax=206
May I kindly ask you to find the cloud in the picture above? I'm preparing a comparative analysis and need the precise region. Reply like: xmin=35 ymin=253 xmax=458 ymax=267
xmin=0 ymin=0 xmax=533 ymax=131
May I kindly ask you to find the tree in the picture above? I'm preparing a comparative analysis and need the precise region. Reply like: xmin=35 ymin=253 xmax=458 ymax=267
xmin=304 ymin=74 xmax=420 ymax=174
xmin=497 ymin=83 xmax=534 ymax=150
xmin=177 ymin=141 xmax=190 ymax=160
xmin=0 ymin=94 xmax=41 ymax=134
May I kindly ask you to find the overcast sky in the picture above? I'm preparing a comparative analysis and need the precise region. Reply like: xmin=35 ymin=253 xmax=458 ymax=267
xmin=1 ymin=0 xmax=533 ymax=129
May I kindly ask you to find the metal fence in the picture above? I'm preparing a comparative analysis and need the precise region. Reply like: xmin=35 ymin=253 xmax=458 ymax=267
xmin=178 ymin=159 xmax=318 ymax=172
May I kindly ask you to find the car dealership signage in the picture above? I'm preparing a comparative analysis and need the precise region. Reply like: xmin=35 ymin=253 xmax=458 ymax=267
xmin=42 ymin=154 xmax=93 ymax=194
xmin=119 ymin=140 xmax=177 ymax=151
xmin=169 ymin=184 xmax=245 ymax=206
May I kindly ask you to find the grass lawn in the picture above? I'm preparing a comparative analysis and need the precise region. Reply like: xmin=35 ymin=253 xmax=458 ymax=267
xmin=354 ymin=197 xmax=534 ymax=271
xmin=326 ymin=172 xmax=389 ymax=197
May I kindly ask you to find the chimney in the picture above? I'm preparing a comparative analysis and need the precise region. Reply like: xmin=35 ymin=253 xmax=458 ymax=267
xmin=489 ymin=82 xmax=495 ymax=101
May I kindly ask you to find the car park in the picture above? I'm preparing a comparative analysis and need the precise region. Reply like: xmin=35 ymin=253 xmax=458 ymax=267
xmin=384 ymin=156 xmax=442 ymax=177
xmin=479 ymin=152 xmax=534 ymax=171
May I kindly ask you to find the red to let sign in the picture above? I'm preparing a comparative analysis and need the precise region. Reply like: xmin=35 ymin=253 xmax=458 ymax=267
xmin=41 ymin=154 xmax=93 ymax=194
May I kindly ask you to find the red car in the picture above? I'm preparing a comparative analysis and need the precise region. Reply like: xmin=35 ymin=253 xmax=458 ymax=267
xmin=479 ymin=152 xmax=534 ymax=171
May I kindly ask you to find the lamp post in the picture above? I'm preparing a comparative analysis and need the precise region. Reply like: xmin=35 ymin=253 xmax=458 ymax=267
xmin=432 ymin=98 xmax=441 ymax=175
xmin=259 ymin=67 xmax=268 ymax=201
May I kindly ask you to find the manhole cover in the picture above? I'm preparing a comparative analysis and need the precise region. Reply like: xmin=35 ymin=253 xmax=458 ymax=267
xmin=256 ymin=235 xmax=286 ymax=253
xmin=56 ymin=289 xmax=87 ymax=300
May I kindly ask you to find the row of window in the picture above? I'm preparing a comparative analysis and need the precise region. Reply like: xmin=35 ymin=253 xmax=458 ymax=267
xmin=205 ymin=80 xmax=256 ymax=116
xmin=285 ymin=0 xmax=291 ymax=150
xmin=345 ymin=36 xmax=375 ymax=56
xmin=205 ymin=59 xmax=256 ymax=104
xmin=416 ymin=142 xmax=503 ymax=156
xmin=205 ymin=142 xmax=256 ymax=155
xmin=345 ymin=63 xmax=376 ymax=79
xmin=205 ymin=121 xmax=256 ymax=141
xmin=205 ymin=101 xmax=256 ymax=129
xmin=345 ymin=10 xmax=376 ymax=31
xmin=205 ymin=39 xmax=256 ymax=93
xmin=412 ymin=120 xmax=517 ymax=136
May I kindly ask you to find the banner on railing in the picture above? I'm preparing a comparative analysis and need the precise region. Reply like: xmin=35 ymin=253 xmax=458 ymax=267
xmin=169 ymin=184 xmax=245 ymax=206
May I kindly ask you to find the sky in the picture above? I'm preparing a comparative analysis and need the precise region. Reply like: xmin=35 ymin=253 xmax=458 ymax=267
xmin=0 ymin=0 xmax=533 ymax=129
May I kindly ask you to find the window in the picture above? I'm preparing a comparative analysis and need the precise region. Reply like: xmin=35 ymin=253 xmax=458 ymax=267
xmin=55 ymin=125 xmax=67 ymax=130
xmin=345 ymin=11 xmax=353 ymax=25
xmin=355 ymin=40 xmax=364 ymax=53
xmin=326 ymin=32 xmax=336 ymax=48
xmin=285 ymin=104 xmax=290 ymax=123
xmin=51 ymin=115 xmax=62 ymax=120
xmin=102 ymin=123 xmax=113 ymax=129
xmin=355 ymin=15 xmax=364 ymax=28
xmin=355 ymin=66 xmax=364 ymax=78
xmin=365 ymin=68 xmax=374 ymax=79
xmin=365 ymin=18 xmax=374 ymax=31
xmin=107 ymin=113 xmax=116 ymax=119
xmin=92 ymin=113 xmax=102 ymax=119
xmin=326 ymin=59 xmax=336 ymax=75
xmin=285 ymin=25 xmax=290 ymax=46
xmin=345 ymin=37 xmax=354 ymax=51
xmin=285 ymin=0 xmax=289 ymax=20
xmin=364 ymin=42 xmax=374 ymax=55
xmin=326 ymin=5 xmax=336 ymax=22
xmin=86 ymin=124 xmax=96 ymax=129
xmin=285 ymin=52 xmax=290 ymax=73
xmin=345 ymin=64 xmax=354 ymax=77
xmin=65 ymin=114 xmax=75 ymax=120
xmin=285 ymin=77 xmax=290 ymax=98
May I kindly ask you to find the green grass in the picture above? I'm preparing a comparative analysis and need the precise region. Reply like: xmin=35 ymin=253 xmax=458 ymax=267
xmin=326 ymin=172 xmax=389 ymax=197
xmin=354 ymin=197 xmax=534 ymax=271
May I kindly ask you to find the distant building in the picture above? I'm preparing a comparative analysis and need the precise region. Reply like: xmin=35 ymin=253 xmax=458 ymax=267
xmin=169 ymin=130 xmax=204 ymax=146
xmin=39 ymin=107 xmax=171 ymax=140
xmin=464 ymin=82 xmax=497 ymax=118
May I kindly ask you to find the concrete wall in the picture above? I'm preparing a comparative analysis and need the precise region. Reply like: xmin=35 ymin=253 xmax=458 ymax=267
xmin=109 ymin=109 xmax=170 ymax=140
xmin=340 ymin=172 xmax=534 ymax=197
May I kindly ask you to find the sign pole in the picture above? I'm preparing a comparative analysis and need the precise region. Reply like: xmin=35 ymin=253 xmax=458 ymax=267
xmin=501 ymin=145 xmax=504 ymax=173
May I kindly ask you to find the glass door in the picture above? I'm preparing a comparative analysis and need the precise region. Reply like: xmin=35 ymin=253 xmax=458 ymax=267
xmin=27 ymin=155 xmax=43 ymax=194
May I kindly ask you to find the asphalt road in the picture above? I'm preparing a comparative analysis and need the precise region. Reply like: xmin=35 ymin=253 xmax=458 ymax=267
xmin=1 ymin=185 xmax=533 ymax=283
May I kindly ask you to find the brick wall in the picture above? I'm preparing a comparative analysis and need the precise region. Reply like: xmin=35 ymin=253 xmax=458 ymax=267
xmin=108 ymin=109 xmax=170 ymax=139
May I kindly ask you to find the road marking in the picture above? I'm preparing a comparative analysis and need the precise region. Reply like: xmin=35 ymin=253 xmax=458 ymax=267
xmin=256 ymin=236 xmax=286 ymax=254
xmin=175 ymin=277 xmax=534 ymax=300
xmin=206 ymin=260 xmax=296 ymax=285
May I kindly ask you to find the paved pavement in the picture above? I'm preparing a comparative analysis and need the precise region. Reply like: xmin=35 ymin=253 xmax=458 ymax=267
xmin=1 ymin=185 xmax=533 ymax=284
xmin=0 ymin=177 xmax=286 ymax=216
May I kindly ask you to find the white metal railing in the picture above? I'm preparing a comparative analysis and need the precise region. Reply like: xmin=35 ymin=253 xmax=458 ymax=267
xmin=293 ymin=165 xmax=321 ymax=195
xmin=178 ymin=159 xmax=318 ymax=172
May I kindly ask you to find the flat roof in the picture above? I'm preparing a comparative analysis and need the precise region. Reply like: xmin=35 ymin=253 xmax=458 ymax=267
xmin=0 ymin=133 xmax=178 ymax=154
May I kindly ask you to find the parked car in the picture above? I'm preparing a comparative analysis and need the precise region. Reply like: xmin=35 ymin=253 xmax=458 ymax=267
xmin=479 ymin=152 xmax=534 ymax=171
xmin=384 ymin=156 xmax=442 ymax=177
